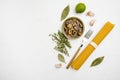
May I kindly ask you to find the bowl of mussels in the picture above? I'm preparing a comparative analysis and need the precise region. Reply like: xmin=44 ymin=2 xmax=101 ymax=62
xmin=62 ymin=17 xmax=84 ymax=39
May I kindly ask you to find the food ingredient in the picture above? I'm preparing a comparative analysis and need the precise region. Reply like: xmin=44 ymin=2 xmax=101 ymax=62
xmin=75 ymin=3 xmax=86 ymax=13
xmin=55 ymin=63 xmax=62 ymax=68
xmin=87 ymin=11 xmax=95 ymax=17
xmin=61 ymin=5 xmax=70 ymax=21
xmin=50 ymin=30 xmax=71 ymax=56
xmin=89 ymin=19 xmax=96 ymax=26
xmin=63 ymin=17 xmax=84 ymax=39
xmin=58 ymin=54 xmax=66 ymax=63
xmin=91 ymin=56 xmax=104 ymax=67
xmin=71 ymin=22 xmax=114 ymax=70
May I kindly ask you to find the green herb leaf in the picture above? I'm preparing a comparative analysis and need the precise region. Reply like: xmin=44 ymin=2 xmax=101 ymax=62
xmin=61 ymin=5 xmax=70 ymax=21
xmin=54 ymin=42 xmax=69 ymax=56
xmin=58 ymin=54 xmax=66 ymax=63
xmin=58 ymin=30 xmax=71 ymax=48
xmin=91 ymin=56 xmax=104 ymax=67
xmin=50 ymin=30 xmax=71 ymax=56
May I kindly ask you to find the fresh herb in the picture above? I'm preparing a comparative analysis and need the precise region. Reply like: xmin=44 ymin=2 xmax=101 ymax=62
xmin=58 ymin=30 xmax=71 ymax=48
xmin=50 ymin=30 xmax=71 ymax=56
xmin=91 ymin=56 xmax=104 ymax=67
xmin=54 ymin=43 xmax=69 ymax=56
xmin=61 ymin=5 xmax=70 ymax=21
xmin=58 ymin=54 xmax=66 ymax=63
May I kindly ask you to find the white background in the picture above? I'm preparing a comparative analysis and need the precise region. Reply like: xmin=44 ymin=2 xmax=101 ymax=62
xmin=0 ymin=0 xmax=120 ymax=80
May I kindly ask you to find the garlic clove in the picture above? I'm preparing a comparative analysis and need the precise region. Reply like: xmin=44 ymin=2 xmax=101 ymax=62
xmin=89 ymin=19 xmax=96 ymax=26
xmin=55 ymin=63 xmax=62 ymax=68
xmin=87 ymin=11 xmax=95 ymax=17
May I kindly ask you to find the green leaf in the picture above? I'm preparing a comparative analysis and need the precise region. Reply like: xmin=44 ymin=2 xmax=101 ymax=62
xmin=54 ymin=42 xmax=69 ymax=56
xmin=50 ymin=30 xmax=71 ymax=57
xmin=58 ymin=30 xmax=67 ymax=40
xmin=64 ymin=40 xmax=71 ymax=48
xmin=91 ymin=56 xmax=104 ymax=67
xmin=61 ymin=5 xmax=70 ymax=21
xmin=58 ymin=54 xmax=66 ymax=63
xmin=58 ymin=30 xmax=71 ymax=48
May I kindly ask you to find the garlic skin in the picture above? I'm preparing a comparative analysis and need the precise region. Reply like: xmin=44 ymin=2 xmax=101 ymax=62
xmin=87 ymin=11 xmax=95 ymax=17
xmin=89 ymin=19 xmax=96 ymax=26
xmin=55 ymin=63 xmax=62 ymax=68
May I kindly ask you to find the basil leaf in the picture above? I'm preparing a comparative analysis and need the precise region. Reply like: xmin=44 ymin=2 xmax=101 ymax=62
xmin=91 ymin=56 xmax=104 ymax=67
xmin=61 ymin=5 xmax=70 ymax=21
xmin=58 ymin=54 xmax=66 ymax=63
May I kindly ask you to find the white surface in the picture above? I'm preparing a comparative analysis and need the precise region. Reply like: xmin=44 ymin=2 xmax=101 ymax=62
xmin=0 ymin=0 xmax=120 ymax=80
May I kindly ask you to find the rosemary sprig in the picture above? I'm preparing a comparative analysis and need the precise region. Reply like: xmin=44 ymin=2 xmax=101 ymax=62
xmin=50 ymin=30 xmax=71 ymax=56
